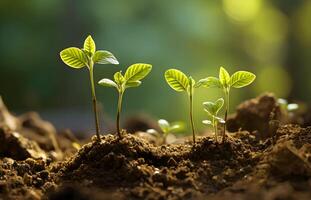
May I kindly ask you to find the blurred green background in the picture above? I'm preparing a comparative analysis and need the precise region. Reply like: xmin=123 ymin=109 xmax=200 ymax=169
xmin=0 ymin=0 xmax=310 ymax=133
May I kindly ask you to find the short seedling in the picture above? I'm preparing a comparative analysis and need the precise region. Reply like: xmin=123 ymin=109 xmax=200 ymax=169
xmin=278 ymin=98 xmax=299 ymax=114
xmin=147 ymin=119 xmax=184 ymax=144
xmin=202 ymin=98 xmax=225 ymax=143
xmin=98 ymin=63 xmax=152 ymax=139
xmin=198 ymin=67 xmax=256 ymax=142
xmin=165 ymin=69 xmax=204 ymax=144
xmin=60 ymin=35 xmax=119 ymax=141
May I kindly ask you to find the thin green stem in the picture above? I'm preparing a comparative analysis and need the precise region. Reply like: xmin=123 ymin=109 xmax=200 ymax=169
xmin=223 ymin=89 xmax=230 ymax=143
xmin=189 ymin=90 xmax=196 ymax=144
xmin=213 ymin=116 xmax=218 ymax=143
xmin=116 ymin=89 xmax=124 ymax=139
xmin=88 ymin=61 xmax=101 ymax=141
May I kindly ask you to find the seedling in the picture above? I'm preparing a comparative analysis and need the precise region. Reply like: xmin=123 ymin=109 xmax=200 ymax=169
xmin=165 ymin=69 xmax=204 ymax=144
xmin=98 ymin=63 xmax=152 ymax=138
xmin=147 ymin=119 xmax=184 ymax=144
xmin=199 ymin=67 xmax=256 ymax=142
xmin=278 ymin=98 xmax=299 ymax=114
xmin=202 ymin=98 xmax=225 ymax=143
xmin=60 ymin=35 xmax=119 ymax=141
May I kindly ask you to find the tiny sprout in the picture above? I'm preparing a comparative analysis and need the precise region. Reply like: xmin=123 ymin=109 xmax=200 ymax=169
xmin=198 ymin=67 xmax=256 ymax=142
xmin=165 ymin=69 xmax=204 ymax=144
xmin=147 ymin=119 xmax=184 ymax=144
xmin=98 ymin=63 xmax=152 ymax=139
xmin=60 ymin=35 xmax=119 ymax=141
xmin=202 ymin=98 xmax=225 ymax=143
xmin=278 ymin=98 xmax=299 ymax=113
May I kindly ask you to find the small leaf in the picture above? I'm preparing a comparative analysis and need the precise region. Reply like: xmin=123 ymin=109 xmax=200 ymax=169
xmin=165 ymin=69 xmax=189 ymax=92
xmin=214 ymin=98 xmax=224 ymax=115
xmin=146 ymin=129 xmax=158 ymax=135
xmin=219 ymin=67 xmax=230 ymax=87
xmin=202 ymin=120 xmax=212 ymax=125
xmin=93 ymin=50 xmax=119 ymax=65
xmin=203 ymin=101 xmax=217 ymax=116
xmin=124 ymin=63 xmax=152 ymax=82
xmin=198 ymin=77 xmax=222 ymax=88
xmin=158 ymin=119 xmax=170 ymax=133
xmin=287 ymin=103 xmax=299 ymax=111
xmin=215 ymin=117 xmax=225 ymax=124
xmin=83 ymin=35 xmax=96 ymax=55
xmin=98 ymin=78 xmax=118 ymax=88
xmin=229 ymin=71 xmax=256 ymax=88
xmin=125 ymin=81 xmax=141 ymax=88
xmin=169 ymin=121 xmax=184 ymax=133
xmin=114 ymin=71 xmax=124 ymax=85
xmin=60 ymin=47 xmax=87 ymax=69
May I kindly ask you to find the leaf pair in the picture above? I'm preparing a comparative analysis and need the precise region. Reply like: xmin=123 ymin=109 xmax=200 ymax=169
xmin=60 ymin=35 xmax=118 ymax=69
xmin=98 ymin=63 xmax=152 ymax=91
xmin=199 ymin=67 xmax=256 ymax=90
xmin=202 ymin=98 xmax=225 ymax=126
xmin=157 ymin=119 xmax=184 ymax=135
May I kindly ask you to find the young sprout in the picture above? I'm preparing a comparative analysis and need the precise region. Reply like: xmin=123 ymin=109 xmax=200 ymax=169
xmin=60 ymin=35 xmax=119 ymax=141
xmin=278 ymin=98 xmax=299 ymax=113
xmin=202 ymin=98 xmax=225 ymax=143
xmin=147 ymin=119 xmax=184 ymax=144
xmin=165 ymin=69 xmax=203 ymax=144
xmin=199 ymin=67 xmax=256 ymax=142
xmin=98 ymin=63 xmax=152 ymax=139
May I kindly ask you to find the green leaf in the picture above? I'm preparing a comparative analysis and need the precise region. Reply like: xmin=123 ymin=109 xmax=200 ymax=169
xmin=203 ymin=98 xmax=224 ymax=116
xmin=114 ymin=71 xmax=124 ymax=85
xmin=214 ymin=98 xmax=224 ymax=114
xmin=169 ymin=121 xmax=184 ymax=133
xmin=197 ymin=77 xmax=222 ymax=88
xmin=229 ymin=71 xmax=256 ymax=88
xmin=92 ymin=50 xmax=119 ymax=65
xmin=165 ymin=69 xmax=189 ymax=92
xmin=158 ymin=119 xmax=170 ymax=133
xmin=124 ymin=63 xmax=152 ymax=82
xmin=125 ymin=81 xmax=141 ymax=88
xmin=98 ymin=78 xmax=118 ymax=88
xmin=202 ymin=120 xmax=212 ymax=125
xmin=83 ymin=35 xmax=96 ymax=55
xmin=219 ymin=67 xmax=230 ymax=87
xmin=60 ymin=47 xmax=87 ymax=69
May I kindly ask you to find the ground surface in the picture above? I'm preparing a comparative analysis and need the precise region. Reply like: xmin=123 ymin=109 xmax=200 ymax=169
xmin=0 ymin=94 xmax=310 ymax=200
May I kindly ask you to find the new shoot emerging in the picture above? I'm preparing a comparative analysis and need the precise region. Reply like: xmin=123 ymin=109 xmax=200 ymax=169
xmin=98 ymin=63 xmax=152 ymax=139
xmin=60 ymin=35 xmax=119 ymax=141
xmin=202 ymin=98 xmax=225 ymax=143
xmin=147 ymin=119 xmax=184 ymax=144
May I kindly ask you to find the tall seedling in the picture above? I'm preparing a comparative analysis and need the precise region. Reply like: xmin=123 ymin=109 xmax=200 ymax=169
xmin=98 ymin=63 xmax=152 ymax=139
xmin=165 ymin=69 xmax=203 ymax=144
xmin=199 ymin=67 xmax=256 ymax=142
xmin=60 ymin=35 xmax=119 ymax=141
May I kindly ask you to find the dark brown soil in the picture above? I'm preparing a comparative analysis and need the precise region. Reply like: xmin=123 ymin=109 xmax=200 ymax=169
xmin=0 ymin=94 xmax=311 ymax=200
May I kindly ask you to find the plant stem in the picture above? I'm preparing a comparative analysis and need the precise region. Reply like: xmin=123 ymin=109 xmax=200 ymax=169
xmin=223 ymin=89 xmax=230 ymax=143
xmin=88 ymin=61 xmax=101 ymax=141
xmin=116 ymin=90 xmax=124 ymax=139
xmin=189 ymin=90 xmax=196 ymax=144
xmin=213 ymin=117 xmax=218 ymax=143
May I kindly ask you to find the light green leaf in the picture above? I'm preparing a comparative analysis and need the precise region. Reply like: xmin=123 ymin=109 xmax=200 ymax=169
xmin=124 ymin=63 xmax=152 ymax=82
xmin=202 ymin=120 xmax=212 ymax=125
xmin=158 ymin=119 xmax=170 ymax=133
xmin=169 ymin=121 xmax=184 ymax=133
xmin=60 ymin=47 xmax=87 ymax=69
xmin=114 ymin=71 xmax=124 ymax=85
xmin=219 ymin=67 xmax=230 ymax=87
xmin=98 ymin=78 xmax=118 ymax=88
xmin=229 ymin=71 xmax=256 ymax=88
xmin=214 ymin=98 xmax=224 ymax=114
xmin=203 ymin=98 xmax=224 ymax=116
xmin=287 ymin=103 xmax=299 ymax=111
xmin=92 ymin=50 xmax=119 ymax=65
xmin=83 ymin=35 xmax=96 ymax=55
xmin=197 ymin=77 xmax=222 ymax=88
xmin=215 ymin=117 xmax=225 ymax=124
xmin=165 ymin=69 xmax=189 ymax=92
xmin=125 ymin=81 xmax=141 ymax=88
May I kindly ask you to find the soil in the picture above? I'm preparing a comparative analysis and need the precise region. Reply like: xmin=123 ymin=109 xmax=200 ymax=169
xmin=0 ymin=94 xmax=310 ymax=200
